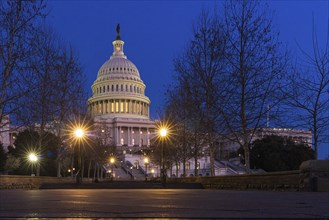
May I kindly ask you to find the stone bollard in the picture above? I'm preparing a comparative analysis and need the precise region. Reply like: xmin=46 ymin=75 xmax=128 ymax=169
xmin=299 ymin=160 xmax=329 ymax=192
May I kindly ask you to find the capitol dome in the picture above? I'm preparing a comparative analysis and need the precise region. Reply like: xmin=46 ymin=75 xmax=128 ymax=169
xmin=88 ymin=30 xmax=150 ymax=120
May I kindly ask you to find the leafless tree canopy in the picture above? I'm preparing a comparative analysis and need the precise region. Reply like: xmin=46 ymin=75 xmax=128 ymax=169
xmin=167 ymin=0 xmax=289 ymax=173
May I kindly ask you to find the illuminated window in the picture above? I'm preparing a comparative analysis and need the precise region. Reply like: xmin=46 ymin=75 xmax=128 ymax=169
xmin=120 ymin=102 xmax=124 ymax=112
xmin=116 ymin=101 xmax=119 ymax=112
xmin=121 ymin=138 xmax=124 ymax=145
xmin=125 ymin=102 xmax=129 ymax=113
xmin=197 ymin=162 xmax=200 ymax=169
xmin=185 ymin=162 xmax=190 ymax=170
xmin=111 ymin=102 xmax=114 ymax=113
xmin=132 ymin=139 xmax=135 ymax=145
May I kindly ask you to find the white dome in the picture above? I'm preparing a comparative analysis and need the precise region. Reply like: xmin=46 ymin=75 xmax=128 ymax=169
xmin=96 ymin=57 xmax=141 ymax=82
xmin=88 ymin=34 xmax=151 ymax=120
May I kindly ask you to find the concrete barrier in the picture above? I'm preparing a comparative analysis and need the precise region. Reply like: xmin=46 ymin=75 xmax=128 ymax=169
xmin=170 ymin=170 xmax=300 ymax=191
xmin=299 ymin=160 xmax=329 ymax=192
xmin=0 ymin=175 xmax=91 ymax=189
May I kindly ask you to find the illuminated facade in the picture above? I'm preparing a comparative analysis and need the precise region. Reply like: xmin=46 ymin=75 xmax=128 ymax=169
xmin=217 ymin=127 xmax=313 ymax=160
xmin=87 ymin=29 xmax=157 ymax=179
xmin=88 ymin=31 xmax=155 ymax=149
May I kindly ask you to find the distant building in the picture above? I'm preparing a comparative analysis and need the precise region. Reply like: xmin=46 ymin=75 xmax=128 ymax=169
xmin=217 ymin=127 xmax=312 ymax=161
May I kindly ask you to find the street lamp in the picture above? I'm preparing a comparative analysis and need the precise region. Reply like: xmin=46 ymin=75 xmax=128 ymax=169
xmin=73 ymin=127 xmax=85 ymax=184
xmin=110 ymin=157 xmax=115 ymax=181
xmin=144 ymin=157 xmax=149 ymax=181
xmin=158 ymin=127 xmax=168 ymax=186
xmin=28 ymin=153 xmax=38 ymax=176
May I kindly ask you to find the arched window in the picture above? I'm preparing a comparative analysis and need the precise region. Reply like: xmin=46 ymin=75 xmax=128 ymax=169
xmin=103 ymin=86 xmax=105 ymax=93
xmin=134 ymin=86 xmax=136 ymax=93
xmin=112 ymin=85 xmax=114 ymax=91
xmin=116 ymin=85 xmax=119 ymax=91
xmin=125 ymin=85 xmax=128 ymax=91
xmin=107 ymin=85 xmax=109 ymax=92
xmin=121 ymin=85 xmax=123 ymax=91
xmin=130 ymin=85 xmax=132 ymax=92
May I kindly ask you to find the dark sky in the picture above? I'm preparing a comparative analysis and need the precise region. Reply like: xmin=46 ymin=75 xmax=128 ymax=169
xmin=48 ymin=1 xmax=328 ymax=158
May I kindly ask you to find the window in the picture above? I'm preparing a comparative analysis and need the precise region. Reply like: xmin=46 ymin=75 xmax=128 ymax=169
xmin=121 ymin=85 xmax=123 ymax=91
xmin=130 ymin=85 xmax=132 ymax=92
xmin=103 ymin=86 xmax=105 ymax=93
xmin=121 ymin=138 xmax=124 ymax=145
xmin=112 ymin=85 xmax=114 ymax=91
xmin=116 ymin=85 xmax=119 ymax=91
xmin=107 ymin=85 xmax=109 ymax=92
xmin=111 ymin=102 xmax=114 ymax=113
xmin=132 ymin=139 xmax=135 ymax=145
xmin=120 ymin=102 xmax=124 ymax=112
xmin=116 ymin=101 xmax=119 ymax=112
xmin=125 ymin=85 xmax=128 ymax=91
xmin=125 ymin=102 xmax=129 ymax=113
xmin=185 ymin=162 xmax=190 ymax=170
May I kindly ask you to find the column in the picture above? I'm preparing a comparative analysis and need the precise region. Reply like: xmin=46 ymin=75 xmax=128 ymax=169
xmin=103 ymin=100 xmax=106 ymax=114
xmin=147 ymin=128 xmax=149 ymax=146
xmin=116 ymin=126 xmax=119 ymax=146
xmin=127 ymin=127 xmax=130 ymax=146
xmin=118 ymin=126 xmax=121 ymax=145
xmin=139 ymin=127 xmax=141 ymax=147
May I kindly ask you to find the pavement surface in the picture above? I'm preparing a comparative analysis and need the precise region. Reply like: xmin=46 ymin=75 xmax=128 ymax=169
xmin=0 ymin=189 xmax=328 ymax=219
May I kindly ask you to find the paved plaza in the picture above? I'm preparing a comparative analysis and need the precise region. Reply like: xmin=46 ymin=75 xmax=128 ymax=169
xmin=0 ymin=189 xmax=328 ymax=219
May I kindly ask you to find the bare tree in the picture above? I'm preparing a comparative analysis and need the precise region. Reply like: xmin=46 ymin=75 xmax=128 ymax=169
xmin=172 ymin=9 xmax=226 ymax=176
xmin=0 ymin=0 xmax=46 ymax=127
xmin=286 ymin=18 xmax=329 ymax=159
xmin=218 ymin=0 xmax=288 ymax=172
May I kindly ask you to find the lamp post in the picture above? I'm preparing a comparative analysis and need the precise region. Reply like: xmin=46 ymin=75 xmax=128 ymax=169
xmin=73 ymin=127 xmax=85 ymax=184
xmin=28 ymin=153 xmax=38 ymax=176
xmin=110 ymin=157 xmax=115 ymax=181
xmin=159 ymin=128 xmax=168 ymax=186
xmin=144 ymin=157 xmax=149 ymax=181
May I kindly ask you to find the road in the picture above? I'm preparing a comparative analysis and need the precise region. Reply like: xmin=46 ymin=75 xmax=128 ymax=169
xmin=0 ymin=189 xmax=328 ymax=219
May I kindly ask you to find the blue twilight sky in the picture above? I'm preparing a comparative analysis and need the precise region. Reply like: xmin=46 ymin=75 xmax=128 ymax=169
xmin=47 ymin=1 xmax=328 ymax=159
